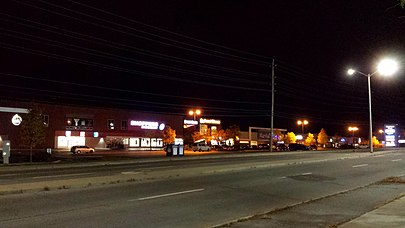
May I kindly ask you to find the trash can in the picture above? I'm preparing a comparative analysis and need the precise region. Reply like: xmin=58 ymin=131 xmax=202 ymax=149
xmin=178 ymin=145 xmax=184 ymax=156
xmin=173 ymin=145 xmax=178 ymax=156
xmin=166 ymin=144 xmax=173 ymax=156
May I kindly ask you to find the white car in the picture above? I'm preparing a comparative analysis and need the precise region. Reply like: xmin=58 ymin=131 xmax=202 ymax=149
xmin=192 ymin=143 xmax=211 ymax=152
xmin=70 ymin=145 xmax=95 ymax=154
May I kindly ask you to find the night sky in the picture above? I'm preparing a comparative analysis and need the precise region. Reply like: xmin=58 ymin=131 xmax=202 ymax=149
xmin=0 ymin=0 xmax=404 ymax=137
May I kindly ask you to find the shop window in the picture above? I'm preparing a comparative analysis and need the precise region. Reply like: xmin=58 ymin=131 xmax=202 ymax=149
xmin=121 ymin=120 xmax=127 ymax=130
xmin=107 ymin=119 xmax=115 ymax=130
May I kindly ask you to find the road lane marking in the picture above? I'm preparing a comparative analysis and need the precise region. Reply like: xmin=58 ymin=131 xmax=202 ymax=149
xmin=121 ymin=171 xmax=141 ymax=175
xmin=392 ymin=159 xmax=402 ymax=162
xmin=301 ymin=172 xmax=312 ymax=176
xmin=0 ymin=174 xmax=19 ymax=177
xmin=277 ymin=176 xmax=287 ymax=179
xmin=352 ymin=164 xmax=368 ymax=168
xmin=131 ymin=188 xmax=205 ymax=201
xmin=32 ymin=172 xmax=95 ymax=179
xmin=374 ymin=155 xmax=385 ymax=157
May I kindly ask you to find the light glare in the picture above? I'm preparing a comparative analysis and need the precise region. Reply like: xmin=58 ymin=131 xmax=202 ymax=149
xmin=347 ymin=69 xmax=355 ymax=75
xmin=377 ymin=59 xmax=398 ymax=76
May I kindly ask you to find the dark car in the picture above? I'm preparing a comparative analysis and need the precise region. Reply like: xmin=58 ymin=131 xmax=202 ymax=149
xmin=258 ymin=144 xmax=270 ymax=150
xmin=288 ymin=143 xmax=309 ymax=151
xmin=339 ymin=144 xmax=355 ymax=149
xmin=276 ymin=144 xmax=289 ymax=151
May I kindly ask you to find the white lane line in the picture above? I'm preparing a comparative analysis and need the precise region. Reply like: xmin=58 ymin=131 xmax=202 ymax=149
xmin=374 ymin=155 xmax=385 ymax=157
xmin=301 ymin=172 xmax=312 ymax=175
xmin=32 ymin=172 xmax=95 ymax=179
xmin=392 ymin=159 xmax=402 ymax=162
xmin=352 ymin=164 xmax=368 ymax=168
xmin=121 ymin=171 xmax=140 ymax=175
xmin=0 ymin=173 xmax=19 ymax=177
xmin=130 ymin=188 xmax=205 ymax=201
xmin=278 ymin=176 xmax=287 ymax=179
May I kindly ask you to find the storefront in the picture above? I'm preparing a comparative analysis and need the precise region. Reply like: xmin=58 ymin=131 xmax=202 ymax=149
xmin=0 ymin=101 xmax=183 ymax=150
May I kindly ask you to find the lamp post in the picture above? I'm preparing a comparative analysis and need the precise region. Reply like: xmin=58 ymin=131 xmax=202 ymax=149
xmin=297 ymin=120 xmax=308 ymax=134
xmin=348 ymin=126 xmax=359 ymax=144
xmin=188 ymin=109 xmax=201 ymax=121
xmin=348 ymin=58 xmax=398 ymax=153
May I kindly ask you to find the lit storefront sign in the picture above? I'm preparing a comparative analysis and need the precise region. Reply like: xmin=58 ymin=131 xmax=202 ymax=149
xmin=66 ymin=117 xmax=93 ymax=130
xmin=11 ymin=114 xmax=22 ymax=126
xmin=183 ymin=119 xmax=198 ymax=128
xmin=130 ymin=120 xmax=165 ymax=130
xmin=384 ymin=124 xmax=397 ymax=147
xmin=199 ymin=118 xmax=221 ymax=125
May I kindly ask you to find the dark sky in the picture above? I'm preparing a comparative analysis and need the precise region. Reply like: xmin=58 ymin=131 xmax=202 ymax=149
xmin=0 ymin=0 xmax=404 ymax=137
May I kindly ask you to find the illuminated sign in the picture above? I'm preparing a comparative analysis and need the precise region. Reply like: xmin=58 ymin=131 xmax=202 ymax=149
xmin=12 ymin=114 xmax=22 ymax=126
xmin=184 ymin=120 xmax=198 ymax=125
xmin=130 ymin=120 xmax=165 ymax=130
xmin=199 ymin=118 xmax=221 ymax=125
xmin=384 ymin=124 xmax=397 ymax=147
xmin=93 ymin=132 xmax=99 ymax=138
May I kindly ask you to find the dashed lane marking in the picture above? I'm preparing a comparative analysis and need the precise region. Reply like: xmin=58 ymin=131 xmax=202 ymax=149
xmin=392 ymin=159 xmax=402 ymax=162
xmin=352 ymin=164 xmax=368 ymax=168
xmin=32 ymin=172 xmax=95 ymax=179
xmin=130 ymin=188 xmax=205 ymax=201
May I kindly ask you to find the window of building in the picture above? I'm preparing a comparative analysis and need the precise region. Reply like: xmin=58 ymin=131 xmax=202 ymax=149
xmin=107 ymin=119 xmax=115 ymax=130
xmin=121 ymin=120 xmax=127 ymax=130
xmin=43 ymin=115 xmax=49 ymax=127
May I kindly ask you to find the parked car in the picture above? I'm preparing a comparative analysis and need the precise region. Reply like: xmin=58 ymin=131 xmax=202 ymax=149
xmin=275 ymin=144 xmax=289 ymax=151
xmin=357 ymin=144 xmax=369 ymax=149
xmin=288 ymin=143 xmax=309 ymax=151
xmin=70 ymin=145 xmax=95 ymax=154
xmin=192 ymin=143 xmax=211 ymax=152
xmin=258 ymin=144 xmax=270 ymax=150
xmin=339 ymin=144 xmax=355 ymax=149
xmin=309 ymin=144 xmax=318 ymax=150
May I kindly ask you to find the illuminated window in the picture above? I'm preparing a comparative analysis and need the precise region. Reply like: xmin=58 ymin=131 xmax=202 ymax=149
xmin=43 ymin=115 xmax=49 ymax=127
xmin=121 ymin=120 xmax=127 ymax=130
xmin=107 ymin=119 xmax=115 ymax=130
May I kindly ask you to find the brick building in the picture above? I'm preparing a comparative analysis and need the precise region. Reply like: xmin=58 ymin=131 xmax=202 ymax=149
xmin=0 ymin=100 xmax=183 ymax=150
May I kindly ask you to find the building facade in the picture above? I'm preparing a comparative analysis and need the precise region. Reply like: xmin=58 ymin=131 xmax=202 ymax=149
xmin=0 ymin=100 xmax=183 ymax=150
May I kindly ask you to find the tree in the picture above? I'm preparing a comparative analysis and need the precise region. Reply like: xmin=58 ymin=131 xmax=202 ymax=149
xmin=162 ymin=126 xmax=176 ymax=145
xmin=372 ymin=136 xmax=380 ymax=146
xmin=20 ymin=107 xmax=47 ymax=162
xmin=225 ymin=125 xmax=240 ymax=140
xmin=305 ymin=133 xmax=316 ymax=146
xmin=318 ymin=128 xmax=328 ymax=146
xmin=192 ymin=131 xmax=204 ymax=143
xmin=400 ymin=0 xmax=405 ymax=8
xmin=273 ymin=129 xmax=284 ymax=144
xmin=285 ymin=132 xmax=296 ymax=144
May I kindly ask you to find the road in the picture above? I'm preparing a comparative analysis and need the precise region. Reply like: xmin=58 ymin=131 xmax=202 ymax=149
xmin=1 ymin=149 xmax=405 ymax=227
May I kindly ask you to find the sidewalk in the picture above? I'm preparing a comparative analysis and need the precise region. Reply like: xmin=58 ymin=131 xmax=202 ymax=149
xmin=339 ymin=196 xmax=405 ymax=228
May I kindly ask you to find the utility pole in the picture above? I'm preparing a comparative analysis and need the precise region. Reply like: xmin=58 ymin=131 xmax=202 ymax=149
xmin=270 ymin=59 xmax=275 ymax=152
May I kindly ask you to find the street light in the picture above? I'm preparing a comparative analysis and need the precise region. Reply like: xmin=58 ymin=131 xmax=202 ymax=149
xmin=297 ymin=120 xmax=308 ymax=134
xmin=347 ymin=58 xmax=399 ymax=152
xmin=348 ymin=126 xmax=359 ymax=144
xmin=188 ymin=109 xmax=201 ymax=121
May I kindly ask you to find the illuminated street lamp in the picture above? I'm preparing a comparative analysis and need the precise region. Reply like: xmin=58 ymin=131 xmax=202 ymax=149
xmin=188 ymin=109 xmax=201 ymax=121
xmin=297 ymin=120 xmax=309 ymax=134
xmin=347 ymin=58 xmax=399 ymax=152
xmin=348 ymin=126 xmax=359 ymax=144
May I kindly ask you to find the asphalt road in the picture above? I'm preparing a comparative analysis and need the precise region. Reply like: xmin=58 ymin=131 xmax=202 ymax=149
xmin=1 ymin=150 xmax=405 ymax=227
